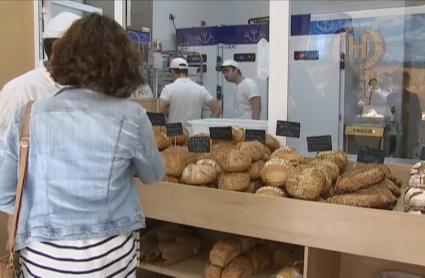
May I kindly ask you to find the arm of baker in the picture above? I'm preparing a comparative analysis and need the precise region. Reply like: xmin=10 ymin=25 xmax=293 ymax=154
xmin=250 ymin=96 xmax=261 ymax=120
xmin=132 ymin=111 xmax=165 ymax=184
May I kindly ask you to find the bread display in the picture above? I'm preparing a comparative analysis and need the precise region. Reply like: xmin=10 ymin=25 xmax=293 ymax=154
xmin=204 ymin=261 xmax=223 ymax=278
xmin=245 ymin=244 xmax=273 ymax=273
xmin=237 ymin=141 xmax=266 ymax=162
xmin=286 ymin=167 xmax=327 ymax=200
xmin=335 ymin=165 xmax=386 ymax=193
xmin=209 ymin=239 xmax=243 ymax=267
xmin=161 ymin=150 xmax=187 ymax=177
xmin=255 ymin=186 xmax=286 ymax=197
xmin=154 ymin=131 xmax=171 ymax=150
xmin=266 ymin=134 xmax=280 ymax=152
xmin=221 ymin=256 xmax=254 ymax=278
xmin=217 ymin=149 xmax=252 ymax=173
xmin=271 ymin=147 xmax=302 ymax=162
xmin=180 ymin=163 xmax=217 ymax=185
xmin=249 ymin=160 xmax=265 ymax=180
xmin=218 ymin=172 xmax=251 ymax=191
xmin=259 ymin=159 xmax=295 ymax=187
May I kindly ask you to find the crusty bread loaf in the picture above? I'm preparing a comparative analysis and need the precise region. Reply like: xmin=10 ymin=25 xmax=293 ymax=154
xmin=316 ymin=150 xmax=347 ymax=171
xmin=275 ymin=266 xmax=303 ymax=278
xmin=221 ymin=256 xmax=254 ymax=278
xmin=286 ymin=167 xmax=326 ymax=200
xmin=204 ymin=261 xmax=223 ymax=278
xmin=259 ymin=159 xmax=295 ymax=187
xmin=271 ymin=147 xmax=302 ymax=162
xmin=266 ymin=134 xmax=280 ymax=152
xmin=238 ymin=237 xmax=258 ymax=253
xmin=161 ymin=150 xmax=186 ymax=177
xmin=335 ymin=165 xmax=386 ymax=193
xmin=237 ymin=141 xmax=266 ymax=162
xmin=166 ymin=145 xmax=197 ymax=164
xmin=154 ymin=131 xmax=170 ymax=150
xmin=249 ymin=160 xmax=265 ymax=180
xmin=218 ymin=172 xmax=251 ymax=191
xmin=197 ymin=159 xmax=222 ymax=174
xmin=381 ymin=178 xmax=401 ymax=197
xmin=245 ymin=245 xmax=273 ymax=273
xmin=209 ymin=239 xmax=243 ymax=267
xmin=218 ymin=149 xmax=252 ymax=173
xmin=232 ymin=126 xmax=245 ymax=143
xmin=211 ymin=143 xmax=235 ymax=162
xmin=180 ymin=164 xmax=217 ymax=185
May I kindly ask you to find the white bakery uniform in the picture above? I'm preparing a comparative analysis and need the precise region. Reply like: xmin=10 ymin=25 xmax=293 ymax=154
xmin=234 ymin=78 xmax=260 ymax=119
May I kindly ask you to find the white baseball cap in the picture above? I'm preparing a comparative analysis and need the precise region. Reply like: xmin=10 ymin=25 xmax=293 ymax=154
xmin=221 ymin=59 xmax=239 ymax=69
xmin=43 ymin=12 xmax=81 ymax=39
xmin=169 ymin=57 xmax=188 ymax=69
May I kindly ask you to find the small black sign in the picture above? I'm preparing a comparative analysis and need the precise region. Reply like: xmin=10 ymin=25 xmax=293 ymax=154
xmin=166 ymin=122 xmax=183 ymax=137
xmin=188 ymin=136 xmax=210 ymax=153
xmin=294 ymin=50 xmax=319 ymax=60
xmin=357 ymin=146 xmax=385 ymax=164
xmin=307 ymin=135 xmax=332 ymax=152
xmin=209 ymin=126 xmax=232 ymax=140
xmin=419 ymin=147 xmax=425 ymax=160
xmin=245 ymin=129 xmax=266 ymax=144
xmin=147 ymin=112 xmax=166 ymax=126
xmin=276 ymin=120 xmax=301 ymax=138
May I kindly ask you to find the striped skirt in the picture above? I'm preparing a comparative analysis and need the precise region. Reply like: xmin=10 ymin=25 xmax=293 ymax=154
xmin=19 ymin=231 xmax=140 ymax=278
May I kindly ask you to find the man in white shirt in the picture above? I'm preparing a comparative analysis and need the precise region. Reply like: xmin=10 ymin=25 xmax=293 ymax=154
xmin=0 ymin=12 xmax=80 ymax=141
xmin=221 ymin=59 xmax=261 ymax=119
xmin=159 ymin=57 xmax=222 ymax=128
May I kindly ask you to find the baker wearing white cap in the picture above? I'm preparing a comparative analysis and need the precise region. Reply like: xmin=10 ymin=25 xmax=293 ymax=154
xmin=159 ymin=57 xmax=222 ymax=127
xmin=0 ymin=12 xmax=81 ymax=141
xmin=221 ymin=59 xmax=261 ymax=119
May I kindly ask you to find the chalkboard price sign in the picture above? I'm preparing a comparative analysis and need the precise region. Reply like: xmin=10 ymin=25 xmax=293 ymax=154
xmin=357 ymin=146 xmax=385 ymax=164
xmin=276 ymin=120 xmax=301 ymax=138
xmin=307 ymin=135 xmax=332 ymax=152
xmin=245 ymin=129 xmax=266 ymax=144
xmin=146 ymin=112 xmax=166 ymax=126
xmin=209 ymin=126 xmax=233 ymax=140
xmin=166 ymin=122 xmax=183 ymax=137
xmin=188 ymin=136 xmax=210 ymax=153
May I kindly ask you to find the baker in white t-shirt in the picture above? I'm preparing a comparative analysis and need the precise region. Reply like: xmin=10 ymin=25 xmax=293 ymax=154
xmin=159 ymin=57 xmax=222 ymax=128
xmin=221 ymin=59 xmax=261 ymax=119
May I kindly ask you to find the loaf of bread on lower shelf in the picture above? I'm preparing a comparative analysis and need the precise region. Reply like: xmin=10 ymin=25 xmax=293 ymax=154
xmin=221 ymin=256 xmax=254 ymax=278
xmin=275 ymin=266 xmax=303 ymax=278
xmin=209 ymin=239 xmax=243 ymax=267
xmin=245 ymin=244 xmax=273 ymax=273
xmin=204 ymin=261 xmax=223 ymax=278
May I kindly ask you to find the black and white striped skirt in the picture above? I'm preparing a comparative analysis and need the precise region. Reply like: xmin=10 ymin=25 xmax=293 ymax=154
xmin=19 ymin=231 xmax=140 ymax=277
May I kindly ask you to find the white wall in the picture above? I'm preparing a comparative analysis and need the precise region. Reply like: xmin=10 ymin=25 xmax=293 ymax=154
xmin=152 ymin=0 xmax=269 ymax=50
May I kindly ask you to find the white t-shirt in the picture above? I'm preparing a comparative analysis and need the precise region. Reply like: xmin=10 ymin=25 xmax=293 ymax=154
xmin=234 ymin=78 xmax=260 ymax=119
xmin=160 ymin=78 xmax=213 ymax=127
xmin=0 ymin=62 xmax=62 ymax=140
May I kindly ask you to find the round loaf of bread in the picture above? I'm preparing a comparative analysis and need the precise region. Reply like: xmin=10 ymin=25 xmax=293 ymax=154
xmin=209 ymin=239 xmax=243 ymax=267
xmin=180 ymin=163 xmax=216 ymax=185
xmin=218 ymin=149 xmax=252 ymax=173
xmin=237 ymin=141 xmax=265 ymax=162
xmin=232 ymin=126 xmax=245 ymax=143
xmin=266 ymin=134 xmax=280 ymax=151
xmin=410 ymin=161 xmax=425 ymax=176
xmin=249 ymin=160 xmax=265 ymax=180
xmin=221 ymin=256 xmax=254 ymax=278
xmin=275 ymin=266 xmax=303 ymax=278
xmin=259 ymin=159 xmax=295 ymax=187
xmin=218 ymin=172 xmax=251 ymax=191
xmin=271 ymin=147 xmax=302 ymax=162
xmin=167 ymin=145 xmax=197 ymax=164
xmin=405 ymin=187 xmax=425 ymax=211
xmin=154 ymin=131 xmax=170 ymax=150
xmin=255 ymin=186 xmax=285 ymax=197
xmin=316 ymin=150 xmax=347 ymax=170
xmin=204 ymin=261 xmax=223 ymax=278
xmin=311 ymin=159 xmax=340 ymax=181
xmin=211 ymin=143 xmax=235 ymax=162
xmin=409 ymin=174 xmax=425 ymax=189
xmin=286 ymin=167 xmax=326 ymax=200
xmin=197 ymin=159 xmax=221 ymax=173
xmin=161 ymin=150 xmax=187 ymax=177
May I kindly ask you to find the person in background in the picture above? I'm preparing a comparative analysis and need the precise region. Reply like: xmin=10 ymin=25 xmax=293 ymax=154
xmin=0 ymin=13 xmax=164 ymax=277
xmin=0 ymin=12 xmax=81 ymax=141
xmin=221 ymin=59 xmax=261 ymax=119
xmin=370 ymin=72 xmax=392 ymax=106
xmin=159 ymin=57 xmax=222 ymax=127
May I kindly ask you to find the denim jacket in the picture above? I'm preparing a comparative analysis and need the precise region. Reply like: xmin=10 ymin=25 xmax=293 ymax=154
xmin=0 ymin=88 xmax=165 ymax=250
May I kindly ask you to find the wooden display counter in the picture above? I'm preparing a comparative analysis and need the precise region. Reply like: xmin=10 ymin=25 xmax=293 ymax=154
xmin=135 ymin=162 xmax=425 ymax=277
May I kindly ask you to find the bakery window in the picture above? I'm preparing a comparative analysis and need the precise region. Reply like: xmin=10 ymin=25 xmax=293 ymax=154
xmin=288 ymin=1 xmax=425 ymax=161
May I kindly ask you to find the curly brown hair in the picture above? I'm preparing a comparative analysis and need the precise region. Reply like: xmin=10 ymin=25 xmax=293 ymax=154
xmin=49 ymin=13 xmax=143 ymax=98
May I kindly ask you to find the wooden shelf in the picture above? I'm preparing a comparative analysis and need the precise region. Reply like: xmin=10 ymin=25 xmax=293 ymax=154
xmin=140 ymin=253 xmax=280 ymax=278
xmin=135 ymin=162 xmax=425 ymax=267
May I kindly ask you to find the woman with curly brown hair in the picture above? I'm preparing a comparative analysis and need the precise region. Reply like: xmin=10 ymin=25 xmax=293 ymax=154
xmin=0 ymin=13 xmax=164 ymax=277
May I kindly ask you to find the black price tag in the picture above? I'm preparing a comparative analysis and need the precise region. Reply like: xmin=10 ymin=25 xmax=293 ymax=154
xmin=357 ymin=146 xmax=385 ymax=164
xmin=209 ymin=126 xmax=232 ymax=140
xmin=147 ymin=112 xmax=166 ymax=126
xmin=245 ymin=129 xmax=266 ymax=144
xmin=307 ymin=135 xmax=332 ymax=152
xmin=276 ymin=120 xmax=300 ymax=138
xmin=188 ymin=136 xmax=210 ymax=153
xmin=166 ymin=122 xmax=183 ymax=137
xmin=419 ymin=147 xmax=425 ymax=160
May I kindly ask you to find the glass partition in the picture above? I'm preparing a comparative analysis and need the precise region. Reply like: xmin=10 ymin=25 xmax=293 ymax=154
xmin=288 ymin=0 xmax=425 ymax=160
